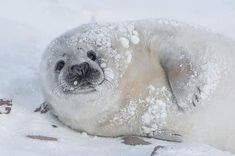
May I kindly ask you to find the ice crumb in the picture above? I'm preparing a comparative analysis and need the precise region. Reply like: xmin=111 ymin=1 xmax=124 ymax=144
xmin=111 ymin=100 xmax=137 ymax=125
xmin=125 ymin=51 xmax=132 ymax=63
xmin=115 ymin=54 xmax=121 ymax=60
xmin=100 ymin=63 xmax=106 ymax=68
xmin=147 ymin=85 xmax=156 ymax=92
xmin=133 ymin=30 xmax=138 ymax=35
xmin=73 ymin=81 xmax=78 ymax=86
xmin=130 ymin=35 xmax=140 ymax=44
xmin=119 ymin=37 xmax=130 ymax=48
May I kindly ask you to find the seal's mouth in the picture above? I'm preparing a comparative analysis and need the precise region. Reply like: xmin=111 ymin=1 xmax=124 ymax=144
xmin=61 ymin=79 xmax=101 ymax=94
xmin=63 ymin=85 xmax=97 ymax=95
xmin=58 ymin=65 xmax=105 ymax=94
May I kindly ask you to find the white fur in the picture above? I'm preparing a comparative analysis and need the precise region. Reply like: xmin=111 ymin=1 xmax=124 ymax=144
xmin=40 ymin=19 xmax=235 ymax=152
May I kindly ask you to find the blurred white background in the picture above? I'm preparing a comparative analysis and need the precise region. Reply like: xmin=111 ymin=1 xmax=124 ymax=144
xmin=0 ymin=0 xmax=235 ymax=38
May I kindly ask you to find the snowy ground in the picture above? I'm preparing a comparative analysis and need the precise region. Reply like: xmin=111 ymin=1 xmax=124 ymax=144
xmin=0 ymin=0 xmax=235 ymax=155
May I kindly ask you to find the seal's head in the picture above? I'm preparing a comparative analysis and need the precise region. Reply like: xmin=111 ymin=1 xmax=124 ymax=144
xmin=47 ymin=46 xmax=105 ymax=95
xmin=40 ymin=37 xmax=117 ymax=104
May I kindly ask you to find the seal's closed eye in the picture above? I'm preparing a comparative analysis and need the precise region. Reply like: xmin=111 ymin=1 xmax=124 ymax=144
xmin=87 ymin=50 xmax=97 ymax=61
xmin=55 ymin=60 xmax=65 ymax=72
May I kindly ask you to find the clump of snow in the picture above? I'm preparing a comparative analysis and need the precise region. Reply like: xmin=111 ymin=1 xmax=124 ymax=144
xmin=130 ymin=35 xmax=140 ymax=44
xmin=141 ymin=85 xmax=172 ymax=134
xmin=125 ymin=51 xmax=132 ymax=63
xmin=119 ymin=37 xmax=130 ymax=48
xmin=111 ymin=100 xmax=138 ymax=125
xmin=141 ymin=100 xmax=167 ymax=133
xmin=100 ymin=63 xmax=106 ymax=68
xmin=118 ymin=22 xmax=140 ymax=46
xmin=115 ymin=54 xmax=121 ymax=60
xmin=73 ymin=81 xmax=78 ymax=86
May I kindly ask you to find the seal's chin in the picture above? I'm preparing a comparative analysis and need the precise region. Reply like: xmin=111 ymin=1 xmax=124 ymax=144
xmin=59 ymin=75 xmax=105 ymax=95
xmin=61 ymin=82 xmax=97 ymax=95
xmin=65 ymin=86 xmax=96 ymax=95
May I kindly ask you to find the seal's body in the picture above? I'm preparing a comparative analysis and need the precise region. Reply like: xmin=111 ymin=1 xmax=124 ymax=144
xmin=40 ymin=20 xmax=235 ymax=144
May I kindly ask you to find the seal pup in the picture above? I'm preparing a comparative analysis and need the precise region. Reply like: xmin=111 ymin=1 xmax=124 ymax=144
xmin=40 ymin=20 xmax=235 ymax=144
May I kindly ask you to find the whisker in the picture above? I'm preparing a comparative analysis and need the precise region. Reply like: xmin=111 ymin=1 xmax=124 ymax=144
xmin=52 ymin=82 xmax=67 ymax=95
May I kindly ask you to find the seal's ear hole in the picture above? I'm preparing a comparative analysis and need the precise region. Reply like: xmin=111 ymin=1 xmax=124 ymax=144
xmin=55 ymin=60 xmax=65 ymax=72
xmin=87 ymin=50 xmax=97 ymax=61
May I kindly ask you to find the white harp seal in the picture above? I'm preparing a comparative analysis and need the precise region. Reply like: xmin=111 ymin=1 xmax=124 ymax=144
xmin=40 ymin=20 xmax=235 ymax=149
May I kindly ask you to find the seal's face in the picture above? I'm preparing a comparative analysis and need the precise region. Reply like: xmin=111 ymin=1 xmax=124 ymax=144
xmin=54 ymin=49 xmax=105 ymax=95
xmin=41 ymin=38 xmax=116 ymax=101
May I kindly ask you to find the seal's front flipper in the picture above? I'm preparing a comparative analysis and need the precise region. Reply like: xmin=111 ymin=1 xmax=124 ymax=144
xmin=146 ymin=130 xmax=183 ymax=143
xmin=34 ymin=102 xmax=49 ymax=114
xmin=161 ymin=52 xmax=205 ymax=111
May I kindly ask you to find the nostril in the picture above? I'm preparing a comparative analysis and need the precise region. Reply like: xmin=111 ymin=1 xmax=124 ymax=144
xmin=70 ymin=65 xmax=75 ymax=72
xmin=70 ymin=62 xmax=90 ymax=76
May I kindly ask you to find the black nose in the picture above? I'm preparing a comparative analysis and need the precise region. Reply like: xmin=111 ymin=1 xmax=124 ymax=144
xmin=70 ymin=62 xmax=90 ymax=76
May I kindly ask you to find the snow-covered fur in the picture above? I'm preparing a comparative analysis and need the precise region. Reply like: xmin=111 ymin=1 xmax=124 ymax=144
xmin=40 ymin=19 xmax=235 ymax=152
